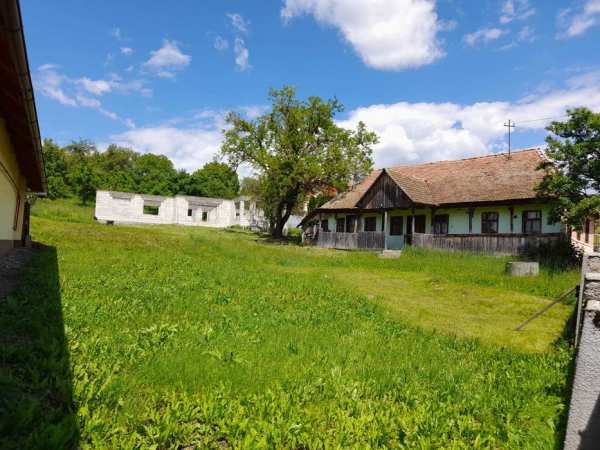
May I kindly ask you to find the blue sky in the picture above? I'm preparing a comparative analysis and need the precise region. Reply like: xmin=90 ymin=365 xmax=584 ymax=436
xmin=22 ymin=0 xmax=600 ymax=172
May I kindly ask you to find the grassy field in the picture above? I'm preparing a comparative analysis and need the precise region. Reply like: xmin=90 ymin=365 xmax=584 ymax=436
xmin=1 ymin=198 xmax=579 ymax=448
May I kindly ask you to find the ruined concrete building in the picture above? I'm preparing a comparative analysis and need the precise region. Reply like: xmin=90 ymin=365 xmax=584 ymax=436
xmin=95 ymin=190 xmax=267 ymax=229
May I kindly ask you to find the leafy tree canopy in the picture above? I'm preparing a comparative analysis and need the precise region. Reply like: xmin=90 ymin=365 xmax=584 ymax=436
xmin=537 ymin=108 xmax=600 ymax=229
xmin=189 ymin=162 xmax=239 ymax=199
xmin=41 ymin=140 xmax=242 ymax=204
xmin=221 ymin=86 xmax=377 ymax=237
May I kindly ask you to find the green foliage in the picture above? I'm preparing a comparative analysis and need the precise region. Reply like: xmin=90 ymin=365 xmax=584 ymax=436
xmin=40 ymin=140 xmax=242 ymax=203
xmin=42 ymin=139 xmax=71 ymax=199
xmin=307 ymin=193 xmax=334 ymax=212
xmin=537 ymin=107 xmax=600 ymax=228
xmin=64 ymin=140 xmax=101 ymax=205
xmin=188 ymin=162 xmax=239 ymax=199
xmin=221 ymin=86 xmax=377 ymax=237
xmin=131 ymin=153 xmax=179 ymax=196
xmin=9 ymin=199 xmax=579 ymax=448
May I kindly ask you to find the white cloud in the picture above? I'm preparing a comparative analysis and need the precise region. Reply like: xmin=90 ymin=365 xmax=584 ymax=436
xmin=233 ymin=38 xmax=250 ymax=71
xmin=111 ymin=126 xmax=222 ymax=172
xmin=281 ymin=0 xmax=445 ymax=70
xmin=77 ymin=77 xmax=112 ymax=96
xmin=120 ymin=46 xmax=134 ymax=55
xmin=517 ymin=25 xmax=536 ymax=42
xmin=214 ymin=35 xmax=229 ymax=51
xmin=337 ymin=72 xmax=600 ymax=168
xmin=557 ymin=0 xmax=600 ymax=38
xmin=34 ymin=64 xmax=77 ymax=106
xmin=463 ymin=27 xmax=507 ymax=46
xmin=228 ymin=13 xmax=249 ymax=33
xmin=143 ymin=40 xmax=191 ymax=78
xmin=34 ymin=65 xmax=136 ymax=128
xmin=499 ymin=0 xmax=535 ymax=24
xmin=110 ymin=27 xmax=123 ymax=40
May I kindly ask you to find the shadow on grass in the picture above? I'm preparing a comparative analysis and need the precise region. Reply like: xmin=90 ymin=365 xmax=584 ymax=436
xmin=0 ymin=246 xmax=78 ymax=449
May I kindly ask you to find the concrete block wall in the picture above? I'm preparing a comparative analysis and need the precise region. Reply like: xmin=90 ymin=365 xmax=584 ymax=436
xmin=564 ymin=252 xmax=600 ymax=449
xmin=95 ymin=190 xmax=267 ymax=229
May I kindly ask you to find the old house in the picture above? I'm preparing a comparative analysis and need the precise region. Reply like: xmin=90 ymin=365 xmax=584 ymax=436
xmin=0 ymin=0 xmax=46 ymax=256
xmin=95 ymin=190 xmax=267 ymax=229
xmin=301 ymin=148 xmax=565 ymax=255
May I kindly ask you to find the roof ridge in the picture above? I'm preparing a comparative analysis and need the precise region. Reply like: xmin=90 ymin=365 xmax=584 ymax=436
xmin=385 ymin=147 xmax=542 ymax=171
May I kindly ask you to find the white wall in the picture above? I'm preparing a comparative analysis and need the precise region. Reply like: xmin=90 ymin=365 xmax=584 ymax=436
xmin=95 ymin=190 xmax=265 ymax=229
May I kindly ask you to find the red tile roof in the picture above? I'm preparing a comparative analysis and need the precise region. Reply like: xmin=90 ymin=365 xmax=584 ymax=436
xmin=319 ymin=148 xmax=548 ymax=210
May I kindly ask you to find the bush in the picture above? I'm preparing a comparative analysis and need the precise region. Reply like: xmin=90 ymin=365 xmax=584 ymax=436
xmin=521 ymin=238 xmax=582 ymax=272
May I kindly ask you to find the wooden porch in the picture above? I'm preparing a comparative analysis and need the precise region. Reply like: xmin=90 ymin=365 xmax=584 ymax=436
xmin=316 ymin=231 xmax=387 ymax=250
xmin=410 ymin=232 xmax=566 ymax=255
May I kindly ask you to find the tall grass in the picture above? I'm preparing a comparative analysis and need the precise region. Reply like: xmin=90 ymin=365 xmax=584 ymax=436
xmin=0 ymin=199 xmax=578 ymax=448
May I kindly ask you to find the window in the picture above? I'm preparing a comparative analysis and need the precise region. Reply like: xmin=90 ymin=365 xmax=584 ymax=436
xmin=202 ymin=211 xmax=208 ymax=221
xmin=321 ymin=220 xmax=330 ymax=232
xmin=390 ymin=216 xmax=403 ymax=235
xmin=433 ymin=214 xmax=449 ymax=235
xmin=346 ymin=215 xmax=357 ymax=233
xmin=481 ymin=212 xmax=499 ymax=234
xmin=523 ymin=210 xmax=542 ymax=234
xmin=143 ymin=204 xmax=159 ymax=215
xmin=336 ymin=217 xmax=346 ymax=233
xmin=364 ymin=216 xmax=377 ymax=232
xmin=187 ymin=209 xmax=193 ymax=217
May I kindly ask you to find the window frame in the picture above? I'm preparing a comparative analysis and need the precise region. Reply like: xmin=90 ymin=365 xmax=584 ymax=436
xmin=432 ymin=214 xmax=449 ymax=235
xmin=481 ymin=211 xmax=499 ymax=234
xmin=202 ymin=211 xmax=208 ymax=222
xmin=321 ymin=219 xmax=330 ymax=232
xmin=143 ymin=204 xmax=160 ymax=215
xmin=522 ymin=210 xmax=542 ymax=234
xmin=364 ymin=216 xmax=377 ymax=232
xmin=336 ymin=217 xmax=346 ymax=233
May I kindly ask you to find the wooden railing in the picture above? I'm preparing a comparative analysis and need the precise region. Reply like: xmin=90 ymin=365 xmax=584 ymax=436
xmin=410 ymin=233 xmax=565 ymax=255
xmin=317 ymin=231 xmax=385 ymax=250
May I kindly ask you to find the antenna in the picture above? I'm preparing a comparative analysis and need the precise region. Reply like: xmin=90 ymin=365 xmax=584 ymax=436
xmin=504 ymin=119 xmax=515 ymax=158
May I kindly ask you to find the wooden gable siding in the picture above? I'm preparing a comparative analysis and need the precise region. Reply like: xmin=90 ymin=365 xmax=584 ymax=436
xmin=357 ymin=172 xmax=412 ymax=209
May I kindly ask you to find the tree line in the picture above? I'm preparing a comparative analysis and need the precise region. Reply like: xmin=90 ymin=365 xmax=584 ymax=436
xmin=43 ymin=139 xmax=241 ymax=204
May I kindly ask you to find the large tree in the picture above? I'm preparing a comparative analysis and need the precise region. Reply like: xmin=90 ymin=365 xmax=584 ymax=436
xmin=132 ymin=153 xmax=179 ymax=196
xmin=64 ymin=140 xmax=100 ymax=205
xmin=188 ymin=162 xmax=239 ymax=199
xmin=537 ymin=107 xmax=600 ymax=228
xmin=221 ymin=87 xmax=377 ymax=237
xmin=42 ymin=139 xmax=71 ymax=199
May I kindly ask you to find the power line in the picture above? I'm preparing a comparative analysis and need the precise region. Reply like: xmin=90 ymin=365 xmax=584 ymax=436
xmin=514 ymin=114 xmax=569 ymax=124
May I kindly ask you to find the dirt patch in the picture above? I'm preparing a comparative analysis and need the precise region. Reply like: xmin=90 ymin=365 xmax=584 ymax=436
xmin=0 ymin=245 xmax=38 ymax=300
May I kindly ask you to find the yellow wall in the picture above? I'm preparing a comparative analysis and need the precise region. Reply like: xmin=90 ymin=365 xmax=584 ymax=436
xmin=0 ymin=117 xmax=26 ymax=245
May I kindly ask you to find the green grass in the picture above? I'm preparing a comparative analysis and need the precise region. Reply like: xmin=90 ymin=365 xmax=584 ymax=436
xmin=0 ymin=198 xmax=579 ymax=448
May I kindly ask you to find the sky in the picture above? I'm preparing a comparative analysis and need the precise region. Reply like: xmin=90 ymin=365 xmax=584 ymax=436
xmin=22 ymin=0 xmax=600 ymax=173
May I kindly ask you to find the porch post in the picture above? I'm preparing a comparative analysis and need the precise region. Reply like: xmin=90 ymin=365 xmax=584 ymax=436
xmin=468 ymin=208 xmax=474 ymax=233
xmin=383 ymin=210 xmax=388 ymax=250
xmin=411 ymin=206 xmax=416 ymax=234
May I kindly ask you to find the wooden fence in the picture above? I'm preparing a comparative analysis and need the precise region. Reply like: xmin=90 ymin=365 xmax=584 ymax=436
xmin=317 ymin=231 xmax=385 ymax=250
xmin=410 ymin=233 xmax=565 ymax=255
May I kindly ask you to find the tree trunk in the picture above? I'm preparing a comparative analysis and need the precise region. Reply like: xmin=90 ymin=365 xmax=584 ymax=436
xmin=272 ymin=203 xmax=293 ymax=238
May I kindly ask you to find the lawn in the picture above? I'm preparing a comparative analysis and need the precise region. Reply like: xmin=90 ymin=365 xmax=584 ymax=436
xmin=1 ymin=198 xmax=579 ymax=449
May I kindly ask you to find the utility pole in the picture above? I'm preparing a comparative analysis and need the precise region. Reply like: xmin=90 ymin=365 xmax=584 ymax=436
xmin=504 ymin=119 xmax=515 ymax=158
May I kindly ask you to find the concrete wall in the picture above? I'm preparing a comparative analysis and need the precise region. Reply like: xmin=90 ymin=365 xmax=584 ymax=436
xmin=95 ymin=190 xmax=266 ymax=229
xmin=0 ymin=117 xmax=26 ymax=255
xmin=564 ymin=252 xmax=600 ymax=449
